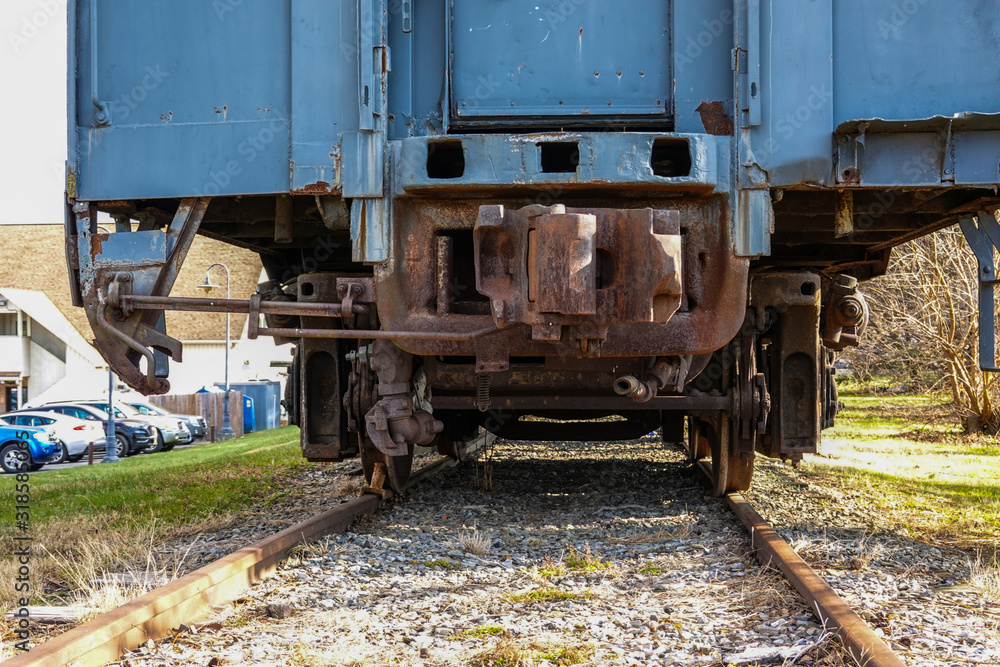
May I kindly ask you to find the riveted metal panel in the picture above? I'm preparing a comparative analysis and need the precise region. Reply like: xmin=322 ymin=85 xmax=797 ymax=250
xmin=74 ymin=0 xmax=292 ymax=200
xmin=449 ymin=0 xmax=672 ymax=123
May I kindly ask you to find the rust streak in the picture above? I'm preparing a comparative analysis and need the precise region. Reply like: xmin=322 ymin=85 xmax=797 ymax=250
xmin=695 ymin=101 xmax=734 ymax=137
xmin=292 ymin=181 xmax=334 ymax=194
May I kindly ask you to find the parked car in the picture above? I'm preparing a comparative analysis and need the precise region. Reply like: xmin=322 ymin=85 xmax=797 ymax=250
xmin=0 ymin=418 xmax=60 ymax=473
xmin=125 ymin=401 xmax=206 ymax=442
xmin=77 ymin=402 xmax=191 ymax=452
xmin=25 ymin=404 xmax=154 ymax=457
xmin=0 ymin=411 xmax=106 ymax=464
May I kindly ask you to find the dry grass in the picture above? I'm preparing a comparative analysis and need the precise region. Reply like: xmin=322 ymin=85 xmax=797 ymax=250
xmin=474 ymin=437 xmax=498 ymax=491
xmin=969 ymin=551 xmax=1000 ymax=601
xmin=613 ymin=515 xmax=698 ymax=545
xmin=457 ymin=528 xmax=492 ymax=556
xmin=165 ymin=511 xmax=239 ymax=541
xmin=35 ymin=517 xmax=194 ymax=620
xmin=333 ymin=477 xmax=366 ymax=497
xmin=731 ymin=564 xmax=802 ymax=614
xmin=0 ymin=514 xmax=176 ymax=613
xmin=286 ymin=538 xmax=334 ymax=565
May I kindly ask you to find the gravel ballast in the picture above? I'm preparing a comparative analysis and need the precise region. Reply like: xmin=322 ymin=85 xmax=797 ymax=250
xmin=100 ymin=435 xmax=999 ymax=666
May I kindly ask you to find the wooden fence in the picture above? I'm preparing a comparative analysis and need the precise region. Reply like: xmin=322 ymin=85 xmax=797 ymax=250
xmin=149 ymin=391 xmax=244 ymax=441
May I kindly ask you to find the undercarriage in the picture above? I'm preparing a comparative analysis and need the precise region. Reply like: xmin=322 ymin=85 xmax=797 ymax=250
xmin=69 ymin=178 xmax=893 ymax=496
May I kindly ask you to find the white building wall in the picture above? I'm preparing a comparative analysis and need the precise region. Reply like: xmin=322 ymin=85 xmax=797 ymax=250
xmin=165 ymin=341 xmax=229 ymax=394
xmin=0 ymin=337 xmax=25 ymax=374
xmin=65 ymin=346 xmax=98 ymax=374
xmin=27 ymin=340 xmax=66 ymax=399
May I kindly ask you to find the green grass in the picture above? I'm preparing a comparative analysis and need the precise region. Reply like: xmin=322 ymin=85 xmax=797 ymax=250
xmin=0 ymin=426 xmax=305 ymax=531
xmin=564 ymin=551 xmax=610 ymax=573
xmin=461 ymin=625 xmax=506 ymax=639
xmin=637 ymin=563 xmax=662 ymax=576
xmin=420 ymin=559 xmax=462 ymax=570
xmin=507 ymin=588 xmax=588 ymax=604
xmin=805 ymin=384 xmax=1000 ymax=544
xmin=471 ymin=637 xmax=594 ymax=667
xmin=538 ymin=565 xmax=565 ymax=578
xmin=0 ymin=427 xmax=311 ymax=611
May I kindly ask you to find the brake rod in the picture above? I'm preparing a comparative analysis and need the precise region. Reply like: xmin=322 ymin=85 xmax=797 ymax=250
xmin=118 ymin=294 xmax=369 ymax=318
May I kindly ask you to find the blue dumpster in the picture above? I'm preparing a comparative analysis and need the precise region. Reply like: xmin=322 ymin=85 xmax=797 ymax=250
xmin=215 ymin=381 xmax=281 ymax=432
xmin=242 ymin=396 xmax=256 ymax=433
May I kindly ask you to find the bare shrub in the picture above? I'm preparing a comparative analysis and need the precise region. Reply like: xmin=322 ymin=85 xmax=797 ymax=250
xmin=848 ymin=226 xmax=1000 ymax=430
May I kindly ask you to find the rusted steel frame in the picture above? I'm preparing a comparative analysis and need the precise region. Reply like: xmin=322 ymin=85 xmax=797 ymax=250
xmin=122 ymin=295 xmax=369 ymax=317
xmin=147 ymin=198 xmax=212 ymax=306
xmin=94 ymin=296 xmax=161 ymax=392
xmin=725 ymin=493 xmax=906 ymax=667
xmin=77 ymin=198 xmax=210 ymax=395
xmin=380 ymin=197 xmax=747 ymax=358
xmin=431 ymin=394 xmax=732 ymax=411
xmin=259 ymin=326 xmax=496 ymax=341
xmin=2 ymin=448 xmax=476 ymax=667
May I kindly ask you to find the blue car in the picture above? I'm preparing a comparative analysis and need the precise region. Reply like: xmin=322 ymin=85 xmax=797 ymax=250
xmin=0 ymin=418 xmax=60 ymax=474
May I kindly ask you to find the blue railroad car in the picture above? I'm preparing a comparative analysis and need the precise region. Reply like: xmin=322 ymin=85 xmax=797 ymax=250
xmin=66 ymin=1 xmax=1000 ymax=493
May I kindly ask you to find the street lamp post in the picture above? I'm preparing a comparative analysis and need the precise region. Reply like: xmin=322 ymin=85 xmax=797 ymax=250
xmin=102 ymin=368 xmax=120 ymax=463
xmin=198 ymin=263 xmax=235 ymax=441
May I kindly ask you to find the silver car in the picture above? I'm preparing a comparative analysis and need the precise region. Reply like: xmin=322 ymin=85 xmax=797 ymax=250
xmin=126 ymin=402 xmax=206 ymax=442
xmin=71 ymin=402 xmax=190 ymax=452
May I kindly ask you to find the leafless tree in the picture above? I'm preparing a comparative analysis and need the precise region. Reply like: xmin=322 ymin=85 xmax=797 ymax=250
xmin=849 ymin=226 xmax=1000 ymax=431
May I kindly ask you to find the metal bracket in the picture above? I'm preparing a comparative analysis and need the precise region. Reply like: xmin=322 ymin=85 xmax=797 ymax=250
xmin=959 ymin=211 xmax=1000 ymax=372
xmin=363 ymin=462 xmax=390 ymax=498
xmin=364 ymin=401 xmax=410 ymax=457
xmin=77 ymin=197 xmax=210 ymax=394
xmin=401 ymin=0 xmax=412 ymax=33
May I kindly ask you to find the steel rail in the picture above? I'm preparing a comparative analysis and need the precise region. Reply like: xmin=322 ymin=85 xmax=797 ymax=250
xmin=725 ymin=492 xmax=906 ymax=667
xmin=2 ymin=439 xmax=487 ymax=667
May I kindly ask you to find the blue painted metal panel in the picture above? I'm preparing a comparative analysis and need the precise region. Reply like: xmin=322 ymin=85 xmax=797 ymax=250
xmin=833 ymin=0 xmax=1000 ymax=125
xmin=746 ymin=0 xmax=834 ymax=187
xmin=290 ymin=0 xmax=347 ymax=193
xmin=74 ymin=0 xmax=292 ymax=200
xmin=79 ymin=120 xmax=291 ymax=200
xmin=70 ymin=0 xmax=1000 ymax=207
xmin=387 ymin=0 xmax=447 ymax=139
xmin=672 ymin=0 xmax=734 ymax=134
xmin=954 ymin=131 xmax=1000 ymax=186
xmin=450 ymin=0 xmax=672 ymax=121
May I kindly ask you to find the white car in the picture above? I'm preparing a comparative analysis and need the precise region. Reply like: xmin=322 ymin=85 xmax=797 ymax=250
xmin=0 ymin=411 xmax=106 ymax=464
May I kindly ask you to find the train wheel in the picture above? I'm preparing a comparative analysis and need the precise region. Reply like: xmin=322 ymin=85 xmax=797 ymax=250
xmin=359 ymin=434 xmax=413 ymax=494
xmin=690 ymin=416 xmax=754 ymax=495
